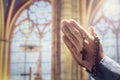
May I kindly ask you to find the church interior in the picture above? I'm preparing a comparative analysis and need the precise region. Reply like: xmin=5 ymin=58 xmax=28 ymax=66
xmin=0 ymin=0 xmax=120 ymax=80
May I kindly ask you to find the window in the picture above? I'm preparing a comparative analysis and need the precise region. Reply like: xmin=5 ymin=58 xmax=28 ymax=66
xmin=10 ymin=1 xmax=52 ymax=80
xmin=93 ymin=0 xmax=120 ymax=63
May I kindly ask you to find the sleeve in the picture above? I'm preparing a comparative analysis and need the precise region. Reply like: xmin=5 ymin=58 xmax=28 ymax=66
xmin=87 ymin=56 xmax=120 ymax=80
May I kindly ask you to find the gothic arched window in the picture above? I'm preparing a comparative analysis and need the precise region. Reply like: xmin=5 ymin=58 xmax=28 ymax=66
xmin=93 ymin=0 xmax=120 ymax=63
xmin=10 ymin=1 xmax=52 ymax=80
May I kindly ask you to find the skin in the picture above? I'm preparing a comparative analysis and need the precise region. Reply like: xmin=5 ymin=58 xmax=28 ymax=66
xmin=61 ymin=19 xmax=105 ymax=71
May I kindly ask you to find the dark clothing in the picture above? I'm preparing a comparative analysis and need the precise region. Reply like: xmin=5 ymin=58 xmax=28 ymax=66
xmin=89 ymin=56 xmax=120 ymax=80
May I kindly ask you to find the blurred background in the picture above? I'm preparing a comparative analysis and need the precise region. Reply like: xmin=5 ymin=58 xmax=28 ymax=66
xmin=0 ymin=0 xmax=120 ymax=80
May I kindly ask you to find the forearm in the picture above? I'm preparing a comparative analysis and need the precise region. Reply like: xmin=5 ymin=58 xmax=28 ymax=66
xmin=88 ymin=56 xmax=120 ymax=80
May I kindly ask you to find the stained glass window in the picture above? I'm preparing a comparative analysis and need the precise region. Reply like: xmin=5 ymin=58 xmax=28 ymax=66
xmin=93 ymin=0 xmax=120 ymax=62
xmin=89 ymin=0 xmax=120 ymax=80
xmin=10 ymin=1 xmax=52 ymax=80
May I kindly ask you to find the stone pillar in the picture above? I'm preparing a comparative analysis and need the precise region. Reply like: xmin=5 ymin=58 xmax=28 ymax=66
xmin=0 ymin=0 xmax=4 ymax=80
xmin=61 ymin=0 xmax=72 ymax=79
xmin=51 ymin=0 xmax=61 ymax=80
xmin=61 ymin=0 xmax=82 ymax=80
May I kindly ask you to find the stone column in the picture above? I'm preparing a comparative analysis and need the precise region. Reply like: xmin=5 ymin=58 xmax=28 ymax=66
xmin=0 ymin=0 xmax=4 ymax=80
xmin=52 ymin=0 xmax=61 ymax=80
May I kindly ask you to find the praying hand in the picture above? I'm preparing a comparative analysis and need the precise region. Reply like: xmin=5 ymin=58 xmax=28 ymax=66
xmin=61 ymin=19 xmax=120 ymax=80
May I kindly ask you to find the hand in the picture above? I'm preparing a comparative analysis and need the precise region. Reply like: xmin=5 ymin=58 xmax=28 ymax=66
xmin=61 ymin=19 xmax=105 ymax=71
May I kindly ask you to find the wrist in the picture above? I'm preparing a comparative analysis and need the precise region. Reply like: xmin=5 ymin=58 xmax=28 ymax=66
xmin=98 ymin=52 xmax=105 ymax=62
xmin=86 ymin=52 xmax=105 ymax=72
xmin=82 ymin=54 xmax=105 ymax=72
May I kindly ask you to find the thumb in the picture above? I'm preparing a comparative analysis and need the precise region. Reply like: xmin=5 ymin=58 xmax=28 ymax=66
xmin=88 ymin=26 xmax=96 ymax=36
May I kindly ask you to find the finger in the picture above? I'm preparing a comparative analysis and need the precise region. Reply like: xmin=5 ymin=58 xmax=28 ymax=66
xmin=63 ymin=35 xmax=91 ymax=68
xmin=63 ymin=35 xmax=83 ymax=65
xmin=88 ymin=26 xmax=93 ymax=36
xmin=65 ymin=21 xmax=83 ymax=51
xmin=69 ymin=19 xmax=89 ymax=36
xmin=62 ymin=20 xmax=80 ymax=51
xmin=69 ymin=20 xmax=93 ymax=52
xmin=88 ymin=26 xmax=103 ymax=54
xmin=62 ymin=20 xmax=83 ymax=52
xmin=88 ymin=26 xmax=95 ymax=36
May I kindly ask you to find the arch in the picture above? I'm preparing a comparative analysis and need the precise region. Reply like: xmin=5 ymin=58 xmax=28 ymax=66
xmin=10 ymin=1 xmax=52 ymax=80
xmin=7 ymin=0 xmax=33 ymax=40
xmin=5 ymin=1 xmax=33 ymax=80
